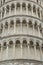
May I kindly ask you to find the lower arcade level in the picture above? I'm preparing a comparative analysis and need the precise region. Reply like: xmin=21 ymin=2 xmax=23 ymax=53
xmin=0 ymin=59 xmax=43 ymax=65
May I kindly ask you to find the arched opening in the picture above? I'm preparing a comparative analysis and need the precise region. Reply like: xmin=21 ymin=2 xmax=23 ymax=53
xmin=11 ymin=3 xmax=15 ymax=11
xmin=0 ymin=44 xmax=1 ymax=59
xmin=34 ymin=21 xmax=38 ymax=30
xmin=28 ymin=4 xmax=31 ymax=11
xmin=5 ymin=22 xmax=8 ymax=29
xmin=40 ymin=28 xmax=42 ymax=34
xmin=1 ymin=0 xmax=2 ymax=6
xmin=2 ymin=7 xmax=5 ymax=17
xmin=41 ymin=43 xmax=43 ymax=59
xmin=0 ymin=11 xmax=1 ymax=18
xmin=15 ymin=40 xmax=21 ymax=58
xmin=39 ymin=23 xmax=41 ymax=29
xmin=16 ymin=3 xmax=20 ymax=10
xmin=28 ymin=20 xmax=33 ymax=27
xmin=22 ymin=3 xmax=26 ymax=11
xmin=41 ymin=44 xmax=43 ymax=50
xmin=3 ymin=0 xmax=5 ymax=4
xmin=22 ymin=19 xmax=27 ymax=26
xmin=6 ymin=5 xmax=9 ymax=14
xmin=9 ymin=41 xmax=13 ymax=47
xmin=10 ymin=20 xmax=14 ymax=28
xmin=22 ymin=39 xmax=28 ymax=58
xmin=15 ymin=40 xmax=20 ymax=47
xmin=16 ymin=19 xmax=21 ymax=33
xmin=37 ymin=7 xmax=40 ymax=18
xmin=29 ymin=40 xmax=35 ymax=59
xmin=0 ymin=44 xmax=1 ymax=49
xmin=37 ymin=0 xmax=38 ymax=3
xmin=39 ymin=23 xmax=42 ymax=33
xmin=1 ymin=24 xmax=3 ymax=29
xmin=36 ymin=41 xmax=40 ymax=59
xmin=16 ymin=19 xmax=20 ymax=26
xmin=22 ymin=40 xmax=27 ymax=47
xmin=3 ymin=42 xmax=7 ymax=49
xmin=33 ymin=5 xmax=36 ymax=14
xmin=36 ymin=42 xmax=40 ymax=49
xmin=0 ymin=23 xmax=3 ymax=33
xmin=29 ymin=40 xmax=34 ymax=48
xmin=22 ymin=19 xmax=27 ymax=33
xmin=8 ymin=40 xmax=14 ymax=59
xmin=2 ymin=42 xmax=7 ymax=59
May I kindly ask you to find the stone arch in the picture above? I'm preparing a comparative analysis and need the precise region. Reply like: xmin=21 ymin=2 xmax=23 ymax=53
xmin=2 ymin=7 xmax=5 ymax=17
xmin=0 ymin=44 xmax=1 ymax=49
xmin=9 ymin=40 xmax=14 ymax=47
xmin=3 ymin=42 xmax=7 ymax=47
xmin=16 ymin=19 xmax=20 ymax=26
xmin=5 ymin=21 xmax=8 ymax=29
xmin=34 ymin=21 xmax=38 ymax=30
xmin=33 ymin=5 xmax=36 ymax=14
xmin=3 ymin=42 xmax=7 ymax=49
xmin=16 ymin=3 xmax=20 ymax=10
xmin=22 ymin=3 xmax=26 ymax=10
xmin=9 ymin=40 xmax=13 ymax=45
xmin=22 ymin=39 xmax=27 ymax=47
xmin=28 ymin=20 xmax=33 ymax=27
xmin=22 ymin=19 xmax=27 ymax=26
xmin=39 ymin=23 xmax=42 ymax=33
xmin=0 ymin=23 xmax=3 ymax=33
xmin=3 ymin=0 xmax=5 ymax=4
xmin=1 ymin=23 xmax=3 ymax=29
xmin=36 ymin=41 xmax=40 ymax=49
xmin=41 ymin=44 xmax=43 ymax=51
xmin=15 ymin=40 xmax=21 ymax=47
xmin=11 ymin=3 xmax=15 ymax=11
xmin=29 ymin=40 xmax=34 ymax=48
xmin=28 ymin=3 xmax=31 ymax=11
xmin=10 ymin=20 xmax=14 ymax=28
xmin=6 ymin=5 xmax=9 ymax=13
xmin=37 ymin=7 xmax=40 ymax=18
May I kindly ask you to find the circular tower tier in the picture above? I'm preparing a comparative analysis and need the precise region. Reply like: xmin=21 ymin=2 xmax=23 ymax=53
xmin=0 ymin=0 xmax=43 ymax=65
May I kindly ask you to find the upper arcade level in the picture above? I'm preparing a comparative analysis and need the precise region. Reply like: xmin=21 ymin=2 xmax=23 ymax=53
xmin=0 ymin=0 xmax=43 ymax=7
xmin=0 ymin=0 xmax=43 ymax=21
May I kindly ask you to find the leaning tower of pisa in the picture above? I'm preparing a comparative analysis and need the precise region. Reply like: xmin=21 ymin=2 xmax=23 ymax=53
xmin=0 ymin=0 xmax=43 ymax=65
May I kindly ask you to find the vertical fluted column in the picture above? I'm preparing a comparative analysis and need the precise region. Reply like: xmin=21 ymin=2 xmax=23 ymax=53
xmin=8 ymin=22 xmax=10 ymax=34
xmin=27 ymin=22 xmax=28 ymax=34
xmin=36 ymin=7 xmax=38 ymax=18
xmin=15 ymin=3 xmax=16 ymax=15
xmin=28 ymin=43 xmax=30 ymax=59
xmin=1 ymin=9 xmax=2 ymax=19
xmin=33 ymin=23 xmax=34 ymax=35
xmin=38 ymin=25 xmax=40 ymax=36
xmin=34 ymin=41 xmax=37 ymax=59
xmin=21 ymin=22 xmax=23 ymax=33
xmin=14 ymin=21 xmax=16 ymax=33
xmin=40 ymin=10 xmax=41 ymax=19
xmin=3 ymin=23 xmax=4 ymax=34
xmin=15 ymin=20 xmax=17 ymax=33
xmin=6 ymin=43 xmax=9 ymax=59
xmin=21 ymin=21 xmax=22 ymax=34
xmin=13 ymin=41 xmax=15 ymax=58
xmin=1 ymin=44 xmax=3 ymax=60
xmin=26 ymin=4 xmax=28 ymax=15
xmin=32 ymin=4 xmax=33 ymax=16
xmin=21 ymin=3 xmax=22 ymax=14
xmin=4 ymin=7 xmax=6 ymax=17
xmin=5 ymin=7 xmax=6 ymax=17
xmin=40 ymin=44 xmax=42 ymax=60
xmin=9 ymin=5 xmax=11 ymax=15
xmin=21 ymin=42 xmax=22 ymax=58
